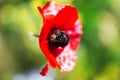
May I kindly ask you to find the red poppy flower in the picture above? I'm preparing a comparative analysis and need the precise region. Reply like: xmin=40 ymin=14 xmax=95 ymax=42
xmin=37 ymin=1 xmax=82 ymax=76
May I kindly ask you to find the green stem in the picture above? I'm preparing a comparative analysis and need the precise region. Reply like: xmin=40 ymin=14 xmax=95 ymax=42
xmin=34 ymin=34 xmax=40 ymax=38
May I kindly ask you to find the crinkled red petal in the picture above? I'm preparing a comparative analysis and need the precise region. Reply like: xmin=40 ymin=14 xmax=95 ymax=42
xmin=53 ymin=6 xmax=78 ymax=30
xmin=40 ymin=64 xmax=49 ymax=76
xmin=38 ymin=1 xmax=64 ymax=21
xmin=38 ymin=1 xmax=65 ymax=68
xmin=39 ymin=22 xmax=60 ymax=68
xmin=56 ymin=19 xmax=82 ymax=72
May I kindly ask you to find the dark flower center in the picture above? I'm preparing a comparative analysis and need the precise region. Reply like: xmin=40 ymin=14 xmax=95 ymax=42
xmin=47 ymin=30 xmax=69 ymax=47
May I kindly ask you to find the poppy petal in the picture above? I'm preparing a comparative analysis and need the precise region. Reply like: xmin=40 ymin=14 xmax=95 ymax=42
xmin=39 ymin=23 xmax=60 ymax=68
xmin=56 ymin=20 xmax=82 ymax=72
xmin=40 ymin=63 xmax=49 ymax=76
xmin=56 ymin=44 xmax=77 ymax=72
xmin=38 ymin=1 xmax=65 ymax=21
xmin=54 ymin=6 xmax=78 ymax=30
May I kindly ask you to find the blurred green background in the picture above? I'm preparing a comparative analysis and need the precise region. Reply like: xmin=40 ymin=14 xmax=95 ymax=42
xmin=0 ymin=0 xmax=120 ymax=80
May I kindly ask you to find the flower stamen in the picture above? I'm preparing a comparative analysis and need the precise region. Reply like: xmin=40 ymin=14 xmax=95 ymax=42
xmin=47 ymin=30 xmax=69 ymax=47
